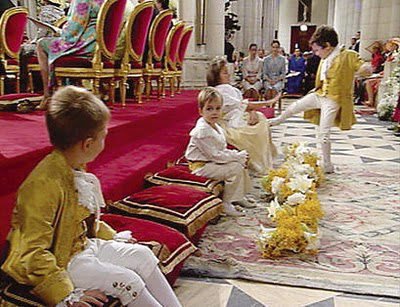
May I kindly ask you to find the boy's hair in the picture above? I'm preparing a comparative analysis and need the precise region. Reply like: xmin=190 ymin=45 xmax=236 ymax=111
xmin=310 ymin=25 xmax=339 ymax=48
xmin=207 ymin=57 xmax=227 ymax=87
xmin=46 ymin=86 xmax=110 ymax=150
xmin=198 ymin=87 xmax=222 ymax=110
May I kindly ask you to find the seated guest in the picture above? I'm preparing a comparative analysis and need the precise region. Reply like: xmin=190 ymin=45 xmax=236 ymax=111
xmin=263 ymin=40 xmax=286 ymax=100
xmin=20 ymin=0 xmax=66 ymax=92
xmin=1 ymin=86 xmax=182 ymax=307
xmin=185 ymin=87 xmax=251 ymax=216
xmin=287 ymin=48 xmax=306 ymax=94
xmin=208 ymin=57 xmax=279 ymax=175
xmin=36 ymin=0 xmax=108 ymax=110
xmin=303 ymin=50 xmax=321 ymax=94
xmin=242 ymin=43 xmax=263 ymax=100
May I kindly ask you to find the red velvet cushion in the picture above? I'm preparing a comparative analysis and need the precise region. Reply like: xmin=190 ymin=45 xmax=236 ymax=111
xmin=5 ymin=10 xmax=27 ymax=55
xmin=102 ymin=214 xmax=197 ymax=285
xmin=146 ymin=165 xmax=223 ymax=196
xmin=5 ymin=58 xmax=18 ymax=66
xmin=153 ymin=61 xmax=162 ymax=69
xmin=131 ymin=5 xmax=154 ymax=58
xmin=109 ymin=185 xmax=223 ymax=239
xmin=152 ymin=14 xmax=173 ymax=59
xmin=168 ymin=26 xmax=184 ymax=63
xmin=130 ymin=60 xmax=144 ymax=69
xmin=27 ymin=56 xmax=39 ymax=65
xmin=54 ymin=56 xmax=114 ymax=68
xmin=103 ymin=0 xmax=127 ymax=54
xmin=178 ymin=28 xmax=193 ymax=64
xmin=259 ymin=107 xmax=275 ymax=119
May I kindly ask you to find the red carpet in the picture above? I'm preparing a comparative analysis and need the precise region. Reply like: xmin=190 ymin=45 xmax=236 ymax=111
xmin=0 ymin=90 xmax=199 ymax=198
xmin=0 ymin=91 xmax=200 ymax=251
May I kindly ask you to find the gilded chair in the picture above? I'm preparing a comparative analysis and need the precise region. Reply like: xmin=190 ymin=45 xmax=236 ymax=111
xmin=161 ymin=21 xmax=184 ymax=98
xmin=26 ymin=16 xmax=68 ymax=93
xmin=53 ymin=0 xmax=127 ymax=104
xmin=175 ymin=25 xmax=193 ymax=94
xmin=0 ymin=7 xmax=28 ymax=95
xmin=115 ymin=0 xmax=154 ymax=105
xmin=143 ymin=9 xmax=173 ymax=100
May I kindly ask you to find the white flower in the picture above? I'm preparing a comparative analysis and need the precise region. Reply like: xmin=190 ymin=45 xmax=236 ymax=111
xmin=287 ymin=161 xmax=315 ymax=177
xmin=271 ymin=177 xmax=285 ymax=194
xmin=287 ymin=175 xmax=314 ymax=193
xmin=286 ymin=192 xmax=306 ymax=206
xmin=258 ymin=225 xmax=277 ymax=246
xmin=294 ymin=142 xmax=311 ymax=157
xmin=267 ymin=197 xmax=282 ymax=219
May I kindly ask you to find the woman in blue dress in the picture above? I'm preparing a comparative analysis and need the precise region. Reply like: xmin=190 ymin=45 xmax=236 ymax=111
xmin=263 ymin=40 xmax=286 ymax=100
xmin=287 ymin=48 xmax=306 ymax=94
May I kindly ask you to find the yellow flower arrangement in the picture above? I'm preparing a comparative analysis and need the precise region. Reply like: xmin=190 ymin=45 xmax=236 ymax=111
xmin=258 ymin=143 xmax=324 ymax=258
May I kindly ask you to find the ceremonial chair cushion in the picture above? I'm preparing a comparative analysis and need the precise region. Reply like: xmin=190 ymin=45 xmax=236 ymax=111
xmin=177 ymin=28 xmax=193 ymax=64
xmin=131 ymin=5 xmax=154 ymax=57
xmin=153 ymin=15 xmax=173 ymax=59
xmin=5 ymin=11 xmax=27 ymax=55
xmin=102 ymin=213 xmax=197 ymax=285
xmin=259 ymin=107 xmax=275 ymax=119
xmin=108 ymin=185 xmax=223 ymax=239
xmin=27 ymin=56 xmax=39 ymax=65
xmin=4 ymin=58 xmax=18 ymax=66
xmin=146 ymin=165 xmax=224 ymax=196
xmin=54 ymin=56 xmax=114 ymax=69
xmin=103 ymin=0 xmax=127 ymax=53
xmin=0 ymin=280 xmax=122 ymax=307
xmin=129 ymin=60 xmax=143 ymax=69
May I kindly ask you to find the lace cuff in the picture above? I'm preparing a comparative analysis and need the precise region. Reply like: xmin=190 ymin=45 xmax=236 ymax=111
xmin=56 ymin=289 xmax=85 ymax=307
xmin=113 ymin=230 xmax=133 ymax=242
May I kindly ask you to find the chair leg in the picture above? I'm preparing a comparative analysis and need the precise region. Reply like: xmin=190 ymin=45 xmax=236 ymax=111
xmin=109 ymin=78 xmax=115 ymax=106
xmin=28 ymin=71 xmax=34 ymax=93
xmin=170 ymin=76 xmax=175 ymax=97
xmin=16 ymin=74 xmax=20 ymax=93
xmin=145 ymin=76 xmax=151 ymax=100
xmin=162 ymin=76 xmax=166 ymax=98
xmin=177 ymin=76 xmax=181 ymax=94
xmin=0 ymin=75 xmax=4 ymax=95
xmin=120 ymin=76 xmax=127 ymax=107
xmin=138 ymin=77 xmax=144 ymax=104
xmin=157 ymin=76 xmax=162 ymax=100
xmin=93 ymin=78 xmax=100 ymax=97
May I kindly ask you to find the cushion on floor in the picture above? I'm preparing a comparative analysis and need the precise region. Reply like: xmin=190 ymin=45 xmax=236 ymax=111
xmin=145 ymin=165 xmax=224 ymax=196
xmin=101 ymin=213 xmax=197 ymax=284
xmin=108 ymin=185 xmax=223 ymax=239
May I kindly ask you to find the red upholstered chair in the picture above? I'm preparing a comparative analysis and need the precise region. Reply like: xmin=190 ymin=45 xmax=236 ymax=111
xmin=54 ymin=0 xmax=127 ymax=104
xmin=161 ymin=21 xmax=185 ymax=98
xmin=115 ymin=0 xmax=154 ymax=105
xmin=0 ymin=7 xmax=28 ymax=95
xmin=175 ymin=25 xmax=193 ymax=94
xmin=143 ymin=9 xmax=173 ymax=100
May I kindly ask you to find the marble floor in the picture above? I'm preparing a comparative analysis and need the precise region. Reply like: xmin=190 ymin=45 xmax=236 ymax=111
xmin=174 ymin=100 xmax=400 ymax=307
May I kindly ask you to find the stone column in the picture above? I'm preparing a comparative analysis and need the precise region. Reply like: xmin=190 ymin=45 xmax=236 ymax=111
xmin=205 ymin=0 xmax=225 ymax=57
xmin=360 ymin=0 xmax=400 ymax=59
xmin=333 ymin=0 xmax=361 ymax=49
xmin=277 ymin=0 xmax=298 ymax=53
xmin=178 ymin=0 xmax=225 ymax=88
xmin=20 ymin=0 xmax=37 ymax=39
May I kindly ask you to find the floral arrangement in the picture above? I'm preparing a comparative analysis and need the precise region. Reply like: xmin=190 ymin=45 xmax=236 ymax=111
xmin=258 ymin=143 xmax=324 ymax=258
xmin=377 ymin=50 xmax=400 ymax=121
